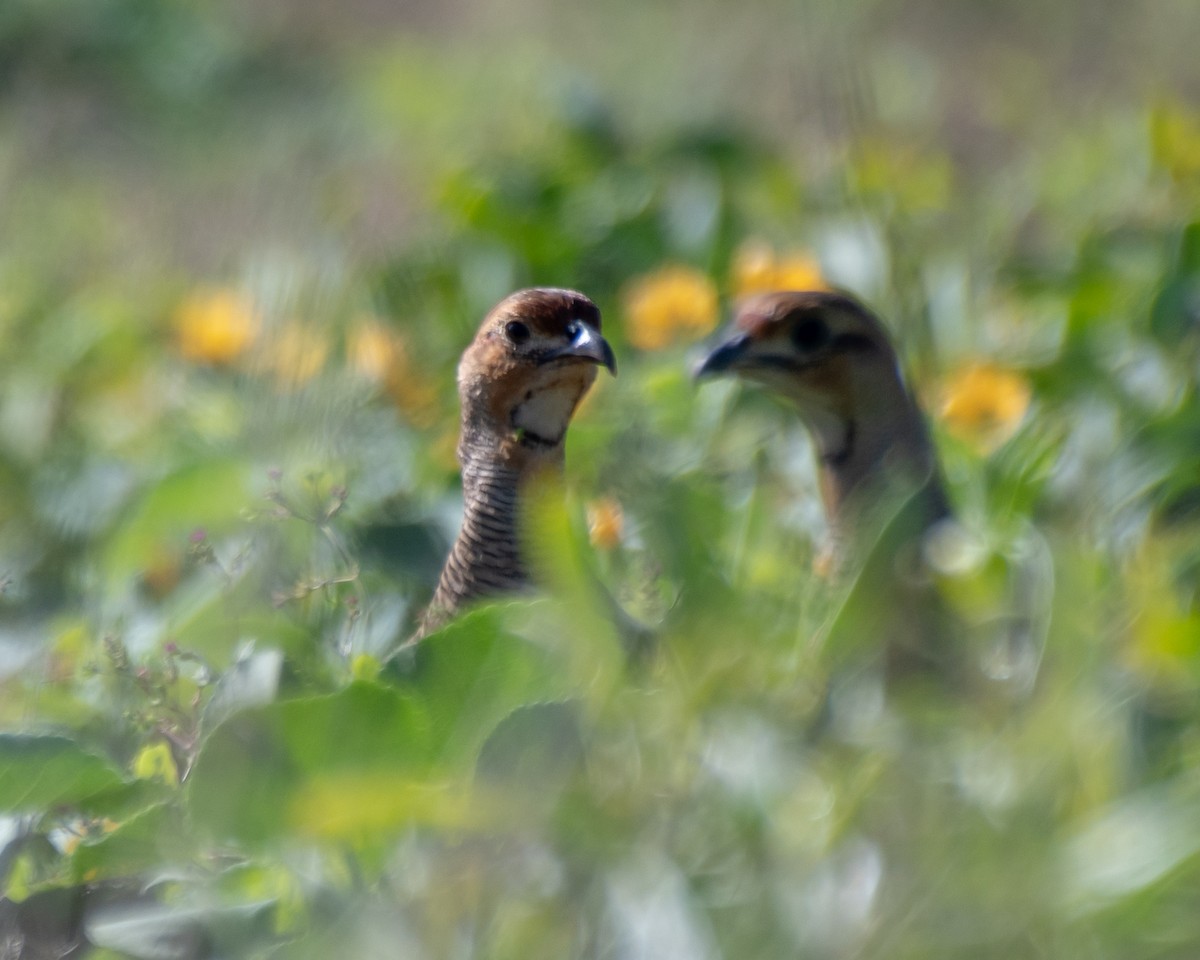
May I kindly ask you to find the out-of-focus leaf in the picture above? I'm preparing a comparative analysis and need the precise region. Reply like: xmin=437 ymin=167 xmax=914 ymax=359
xmin=70 ymin=804 xmax=183 ymax=881
xmin=402 ymin=603 xmax=577 ymax=768
xmin=75 ymin=781 xmax=174 ymax=822
xmin=0 ymin=735 xmax=126 ymax=812
xmin=1149 ymin=222 xmax=1200 ymax=346
xmin=475 ymin=701 xmax=585 ymax=793
xmin=186 ymin=682 xmax=435 ymax=846
xmin=1061 ymin=777 xmax=1200 ymax=909
xmin=103 ymin=459 xmax=253 ymax=580
xmin=87 ymin=897 xmax=278 ymax=960
xmin=201 ymin=645 xmax=283 ymax=730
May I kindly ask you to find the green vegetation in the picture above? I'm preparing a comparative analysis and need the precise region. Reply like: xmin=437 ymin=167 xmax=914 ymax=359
xmin=2 ymin=1 xmax=1200 ymax=956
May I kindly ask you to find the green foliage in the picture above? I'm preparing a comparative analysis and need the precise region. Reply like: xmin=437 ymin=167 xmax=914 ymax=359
xmin=3 ymin=2 xmax=1200 ymax=957
xmin=0 ymin=736 xmax=127 ymax=811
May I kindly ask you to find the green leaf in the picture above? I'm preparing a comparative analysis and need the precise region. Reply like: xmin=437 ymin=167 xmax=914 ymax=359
xmin=474 ymin=701 xmax=586 ymax=825
xmin=403 ymin=603 xmax=577 ymax=769
xmin=75 ymin=780 xmax=174 ymax=822
xmin=0 ymin=735 xmax=127 ymax=813
xmin=186 ymin=682 xmax=436 ymax=847
xmin=70 ymin=804 xmax=184 ymax=881
xmin=103 ymin=458 xmax=252 ymax=580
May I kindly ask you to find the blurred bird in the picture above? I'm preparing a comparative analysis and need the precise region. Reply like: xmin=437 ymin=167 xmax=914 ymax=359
xmin=414 ymin=288 xmax=616 ymax=640
xmin=695 ymin=290 xmax=959 ymax=682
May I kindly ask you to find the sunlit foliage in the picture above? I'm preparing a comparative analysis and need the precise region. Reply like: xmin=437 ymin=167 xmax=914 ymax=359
xmin=2 ymin=1 xmax=1200 ymax=958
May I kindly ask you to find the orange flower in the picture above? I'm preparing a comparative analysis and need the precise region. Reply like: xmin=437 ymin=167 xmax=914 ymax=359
xmin=622 ymin=265 xmax=718 ymax=350
xmin=586 ymin=497 xmax=624 ymax=550
xmin=940 ymin=362 xmax=1032 ymax=452
xmin=174 ymin=288 xmax=258 ymax=364
xmin=731 ymin=240 xmax=827 ymax=297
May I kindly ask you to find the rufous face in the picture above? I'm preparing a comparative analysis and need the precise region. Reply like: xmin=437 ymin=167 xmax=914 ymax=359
xmin=695 ymin=290 xmax=892 ymax=418
xmin=459 ymin=288 xmax=616 ymax=450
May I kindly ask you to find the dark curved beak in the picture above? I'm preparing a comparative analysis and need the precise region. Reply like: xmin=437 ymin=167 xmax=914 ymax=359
xmin=544 ymin=322 xmax=617 ymax=376
xmin=693 ymin=332 xmax=750 ymax=379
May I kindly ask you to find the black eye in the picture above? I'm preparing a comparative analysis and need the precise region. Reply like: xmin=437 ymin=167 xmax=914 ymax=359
xmin=791 ymin=318 xmax=829 ymax=352
xmin=504 ymin=320 xmax=531 ymax=343
xmin=565 ymin=320 xmax=581 ymax=339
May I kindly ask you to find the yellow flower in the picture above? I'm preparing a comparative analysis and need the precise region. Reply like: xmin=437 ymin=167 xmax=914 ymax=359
xmin=939 ymin=362 xmax=1032 ymax=452
xmin=1151 ymin=101 xmax=1200 ymax=181
xmin=174 ymin=288 xmax=258 ymax=364
xmin=264 ymin=324 xmax=328 ymax=388
xmin=731 ymin=239 xmax=827 ymax=297
xmin=348 ymin=320 xmax=398 ymax=383
xmin=622 ymin=265 xmax=718 ymax=350
xmin=586 ymin=497 xmax=624 ymax=550
xmin=348 ymin=318 xmax=439 ymax=426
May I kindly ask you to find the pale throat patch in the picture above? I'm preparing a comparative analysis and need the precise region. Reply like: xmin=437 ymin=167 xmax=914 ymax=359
xmin=512 ymin=378 xmax=586 ymax=445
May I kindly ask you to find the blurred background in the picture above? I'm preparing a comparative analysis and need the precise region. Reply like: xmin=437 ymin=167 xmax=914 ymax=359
xmin=2 ymin=0 xmax=1200 ymax=957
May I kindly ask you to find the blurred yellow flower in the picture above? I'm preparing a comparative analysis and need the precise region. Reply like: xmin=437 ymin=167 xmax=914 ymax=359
xmin=587 ymin=496 xmax=624 ymax=550
xmin=348 ymin=318 xmax=439 ymax=426
xmin=939 ymin=362 xmax=1032 ymax=452
xmin=265 ymin=324 xmax=328 ymax=388
xmin=622 ymin=265 xmax=718 ymax=350
xmin=1151 ymin=101 xmax=1200 ymax=181
xmin=174 ymin=288 xmax=258 ymax=364
xmin=348 ymin=320 xmax=398 ymax=383
xmin=732 ymin=239 xmax=827 ymax=297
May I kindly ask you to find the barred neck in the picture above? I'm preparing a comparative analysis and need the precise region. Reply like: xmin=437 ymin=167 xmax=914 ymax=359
xmin=818 ymin=399 xmax=950 ymax=562
xmin=417 ymin=454 xmax=530 ymax=638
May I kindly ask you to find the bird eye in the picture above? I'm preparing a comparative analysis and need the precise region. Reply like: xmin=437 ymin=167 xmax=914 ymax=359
xmin=791 ymin=318 xmax=829 ymax=352
xmin=504 ymin=320 xmax=531 ymax=343
xmin=565 ymin=320 xmax=581 ymax=340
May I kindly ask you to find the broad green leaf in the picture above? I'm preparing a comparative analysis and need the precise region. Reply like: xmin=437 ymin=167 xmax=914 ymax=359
xmin=76 ymin=780 xmax=174 ymax=822
xmin=0 ymin=735 xmax=127 ymax=812
xmin=103 ymin=459 xmax=253 ymax=580
xmin=403 ymin=603 xmax=576 ymax=769
xmin=186 ymin=682 xmax=436 ymax=846
xmin=474 ymin=701 xmax=586 ymax=826
xmin=70 ymin=804 xmax=184 ymax=881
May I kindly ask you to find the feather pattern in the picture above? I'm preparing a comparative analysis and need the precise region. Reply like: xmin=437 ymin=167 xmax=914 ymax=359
xmin=412 ymin=288 xmax=613 ymax=640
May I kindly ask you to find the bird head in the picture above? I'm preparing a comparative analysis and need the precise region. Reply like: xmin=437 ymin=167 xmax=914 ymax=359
xmin=694 ymin=290 xmax=912 ymax=458
xmin=695 ymin=289 xmax=944 ymax=529
xmin=458 ymin=288 xmax=616 ymax=468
